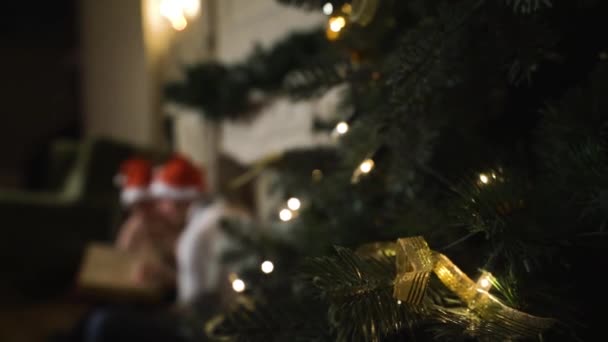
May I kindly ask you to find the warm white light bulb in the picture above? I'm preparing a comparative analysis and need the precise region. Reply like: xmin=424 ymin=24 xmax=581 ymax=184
xmin=287 ymin=197 xmax=301 ymax=211
xmin=159 ymin=0 xmax=196 ymax=30
xmin=477 ymin=272 xmax=493 ymax=292
xmin=232 ymin=278 xmax=246 ymax=292
xmin=181 ymin=0 xmax=200 ymax=17
xmin=322 ymin=2 xmax=334 ymax=15
xmin=397 ymin=300 xmax=402 ymax=305
xmin=329 ymin=16 xmax=346 ymax=32
xmin=160 ymin=0 xmax=180 ymax=19
xmin=336 ymin=121 xmax=349 ymax=135
xmin=279 ymin=209 xmax=293 ymax=222
xmin=171 ymin=15 xmax=188 ymax=30
xmin=479 ymin=173 xmax=489 ymax=184
xmin=359 ymin=159 xmax=375 ymax=174
xmin=261 ymin=261 xmax=274 ymax=274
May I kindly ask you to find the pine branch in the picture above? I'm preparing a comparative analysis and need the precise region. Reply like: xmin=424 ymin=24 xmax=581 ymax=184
xmin=537 ymin=64 xmax=608 ymax=228
xmin=303 ymin=247 xmax=419 ymax=341
xmin=283 ymin=61 xmax=351 ymax=99
xmin=165 ymin=29 xmax=334 ymax=119
xmin=198 ymin=1 xmax=608 ymax=340
xmin=450 ymin=169 xmax=566 ymax=275
xmin=505 ymin=0 xmax=552 ymax=14
xmin=209 ymin=296 xmax=330 ymax=342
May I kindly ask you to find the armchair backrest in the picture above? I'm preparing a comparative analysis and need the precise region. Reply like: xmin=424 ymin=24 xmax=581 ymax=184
xmin=60 ymin=137 xmax=169 ymax=203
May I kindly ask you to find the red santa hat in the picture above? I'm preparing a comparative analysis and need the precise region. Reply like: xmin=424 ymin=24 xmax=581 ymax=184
xmin=114 ymin=157 xmax=153 ymax=206
xmin=149 ymin=154 xmax=206 ymax=200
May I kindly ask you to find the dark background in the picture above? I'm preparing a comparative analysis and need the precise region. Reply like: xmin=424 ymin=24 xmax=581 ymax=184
xmin=0 ymin=1 xmax=81 ymax=189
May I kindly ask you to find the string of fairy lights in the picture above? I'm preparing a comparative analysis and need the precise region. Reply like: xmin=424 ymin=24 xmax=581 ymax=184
xmin=220 ymin=2 xmax=575 ymax=338
xmin=228 ymin=118 xmax=358 ymax=292
xmin=323 ymin=2 xmax=352 ymax=41
xmin=230 ymin=119 xmax=501 ymax=299
xmin=230 ymin=259 xmax=276 ymax=293
xmin=227 ymin=2 xmax=502 ymax=307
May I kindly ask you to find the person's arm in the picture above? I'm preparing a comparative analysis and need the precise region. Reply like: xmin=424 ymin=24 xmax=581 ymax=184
xmin=115 ymin=215 xmax=143 ymax=251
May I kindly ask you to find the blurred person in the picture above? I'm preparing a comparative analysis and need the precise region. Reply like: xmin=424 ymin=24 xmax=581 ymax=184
xmin=63 ymin=158 xmax=178 ymax=342
xmin=75 ymin=154 xmax=253 ymax=342
xmin=113 ymin=156 xmax=154 ymax=252
xmin=73 ymin=155 xmax=200 ymax=342
xmin=149 ymin=154 xmax=206 ymax=241
xmin=113 ymin=157 xmax=176 ymax=290
xmin=151 ymin=154 xmax=254 ymax=314
xmin=176 ymin=187 xmax=253 ymax=315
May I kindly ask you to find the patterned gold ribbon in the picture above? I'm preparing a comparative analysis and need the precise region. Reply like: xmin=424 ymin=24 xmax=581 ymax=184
xmin=358 ymin=236 xmax=556 ymax=339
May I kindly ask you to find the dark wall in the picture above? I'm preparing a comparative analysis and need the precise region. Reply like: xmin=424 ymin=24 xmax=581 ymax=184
xmin=0 ymin=1 xmax=81 ymax=188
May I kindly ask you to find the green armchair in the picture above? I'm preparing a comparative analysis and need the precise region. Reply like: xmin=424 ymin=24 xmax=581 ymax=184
xmin=0 ymin=137 xmax=167 ymax=300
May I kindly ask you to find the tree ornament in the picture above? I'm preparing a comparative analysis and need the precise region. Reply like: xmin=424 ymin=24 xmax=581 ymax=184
xmin=357 ymin=236 xmax=556 ymax=339
xmin=349 ymin=0 xmax=379 ymax=26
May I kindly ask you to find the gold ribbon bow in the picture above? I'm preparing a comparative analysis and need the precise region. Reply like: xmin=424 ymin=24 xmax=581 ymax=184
xmin=358 ymin=236 xmax=556 ymax=339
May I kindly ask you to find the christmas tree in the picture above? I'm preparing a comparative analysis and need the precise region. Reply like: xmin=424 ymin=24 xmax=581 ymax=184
xmin=169 ymin=0 xmax=608 ymax=340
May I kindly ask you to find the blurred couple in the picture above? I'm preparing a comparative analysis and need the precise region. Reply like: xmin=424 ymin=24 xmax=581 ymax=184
xmin=80 ymin=153 xmax=251 ymax=342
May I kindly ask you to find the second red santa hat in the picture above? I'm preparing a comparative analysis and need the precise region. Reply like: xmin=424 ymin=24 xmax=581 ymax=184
xmin=149 ymin=154 xmax=206 ymax=200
